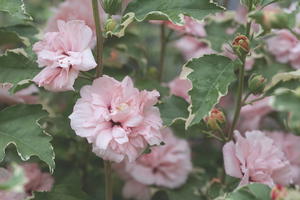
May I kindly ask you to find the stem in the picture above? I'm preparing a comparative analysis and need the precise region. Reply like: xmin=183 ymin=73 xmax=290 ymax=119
xmin=227 ymin=0 xmax=253 ymax=140
xmin=104 ymin=161 xmax=113 ymax=200
xmin=228 ymin=61 xmax=246 ymax=140
xmin=92 ymin=0 xmax=104 ymax=78
xmin=244 ymin=95 xmax=265 ymax=105
xmin=288 ymin=28 xmax=300 ymax=40
xmin=158 ymin=24 xmax=167 ymax=82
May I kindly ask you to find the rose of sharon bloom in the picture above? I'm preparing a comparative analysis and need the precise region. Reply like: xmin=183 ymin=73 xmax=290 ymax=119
xmin=223 ymin=130 xmax=293 ymax=187
xmin=69 ymin=75 xmax=163 ymax=163
xmin=33 ymin=20 xmax=97 ymax=92
xmin=0 ymin=83 xmax=38 ymax=105
xmin=46 ymin=0 xmax=104 ymax=34
xmin=238 ymin=96 xmax=272 ymax=132
xmin=267 ymin=132 xmax=300 ymax=185
xmin=0 ymin=163 xmax=54 ymax=200
xmin=267 ymin=30 xmax=298 ymax=63
xmin=114 ymin=128 xmax=192 ymax=200
xmin=168 ymin=77 xmax=192 ymax=102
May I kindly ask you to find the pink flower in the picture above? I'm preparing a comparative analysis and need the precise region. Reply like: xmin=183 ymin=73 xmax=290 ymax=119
xmin=152 ymin=16 xmax=206 ymax=38
xmin=45 ymin=0 xmax=104 ymax=34
xmin=176 ymin=36 xmax=214 ymax=60
xmin=0 ymin=84 xmax=38 ymax=105
xmin=223 ymin=130 xmax=293 ymax=187
xmin=289 ymin=43 xmax=300 ymax=69
xmin=69 ymin=75 xmax=163 ymax=163
xmin=114 ymin=128 xmax=192 ymax=200
xmin=0 ymin=163 xmax=54 ymax=200
xmin=267 ymin=132 xmax=300 ymax=185
xmin=22 ymin=163 xmax=54 ymax=193
xmin=267 ymin=30 xmax=298 ymax=63
xmin=33 ymin=20 xmax=97 ymax=92
xmin=168 ymin=77 xmax=192 ymax=102
xmin=238 ymin=96 xmax=272 ymax=132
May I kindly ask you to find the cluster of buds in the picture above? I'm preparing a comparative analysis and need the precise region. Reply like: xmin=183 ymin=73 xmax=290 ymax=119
xmin=249 ymin=9 xmax=288 ymax=32
xmin=205 ymin=108 xmax=226 ymax=131
xmin=248 ymin=74 xmax=267 ymax=95
xmin=232 ymin=35 xmax=250 ymax=60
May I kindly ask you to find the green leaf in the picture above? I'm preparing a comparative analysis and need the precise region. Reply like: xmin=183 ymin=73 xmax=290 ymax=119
xmin=0 ymin=50 xmax=39 ymax=91
xmin=183 ymin=55 xmax=236 ymax=128
xmin=34 ymin=171 xmax=91 ymax=200
xmin=264 ymin=70 xmax=300 ymax=95
xmin=0 ymin=105 xmax=55 ymax=172
xmin=228 ymin=183 xmax=271 ymax=200
xmin=158 ymin=96 xmax=189 ymax=126
xmin=125 ymin=0 xmax=223 ymax=25
xmin=0 ymin=0 xmax=31 ymax=22
xmin=271 ymin=90 xmax=300 ymax=135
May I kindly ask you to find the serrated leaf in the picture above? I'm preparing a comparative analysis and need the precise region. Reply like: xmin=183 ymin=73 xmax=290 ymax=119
xmin=158 ymin=96 xmax=189 ymax=126
xmin=228 ymin=183 xmax=271 ymax=200
xmin=125 ymin=0 xmax=223 ymax=25
xmin=0 ymin=24 xmax=39 ymax=44
xmin=271 ymin=90 xmax=300 ymax=135
xmin=33 ymin=171 xmax=91 ymax=200
xmin=265 ymin=70 xmax=300 ymax=95
xmin=182 ymin=55 xmax=235 ymax=128
xmin=0 ymin=0 xmax=31 ymax=22
xmin=0 ymin=51 xmax=39 ymax=91
xmin=0 ymin=105 xmax=55 ymax=172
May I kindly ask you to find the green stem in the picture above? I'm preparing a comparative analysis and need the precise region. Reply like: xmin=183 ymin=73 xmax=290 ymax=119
xmin=227 ymin=0 xmax=253 ymax=141
xmin=288 ymin=28 xmax=300 ymax=40
xmin=244 ymin=95 xmax=265 ymax=105
xmin=228 ymin=60 xmax=246 ymax=140
xmin=92 ymin=0 xmax=104 ymax=78
xmin=104 ymin=161 xmax=113 ymax=200
xmin=158 ymin=24 xmax=167 ymax=82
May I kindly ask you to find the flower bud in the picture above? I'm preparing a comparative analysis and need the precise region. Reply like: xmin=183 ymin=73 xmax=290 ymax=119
xmin=271 ymin=185 xmax=287 ymax=200
xmin=103 ymin=0 xmax=122 ymax=15
xmin=249 ymin=10 xmax=288 ymax=32
xmin=105 ymin=18 xmax=117 ymax=33
xmin=232 ymin=35 xmax=250 ymax=59
xmin=205 ymin=108 xmax=226 ymax=131
xmin=248 ymin=74 xmax=267 ymax=95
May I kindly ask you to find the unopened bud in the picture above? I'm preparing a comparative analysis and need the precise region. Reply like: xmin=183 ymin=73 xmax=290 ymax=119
xmin=105 ymin=18 xmax=117 ymax=33
xmin=232 ymin=35 xmax=250 ymax=59
xmin=103 ymin=0 xmax=122 ymax=15
xmin=205 ymin=108 xmax=226 ymax=131
xmin=249 ymin=10 xmax=288 ymax=32
xmin=271 ymin=185 xmax=287 ymax=200
xmin=248 ymin=74 xmax=267 ymax=95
